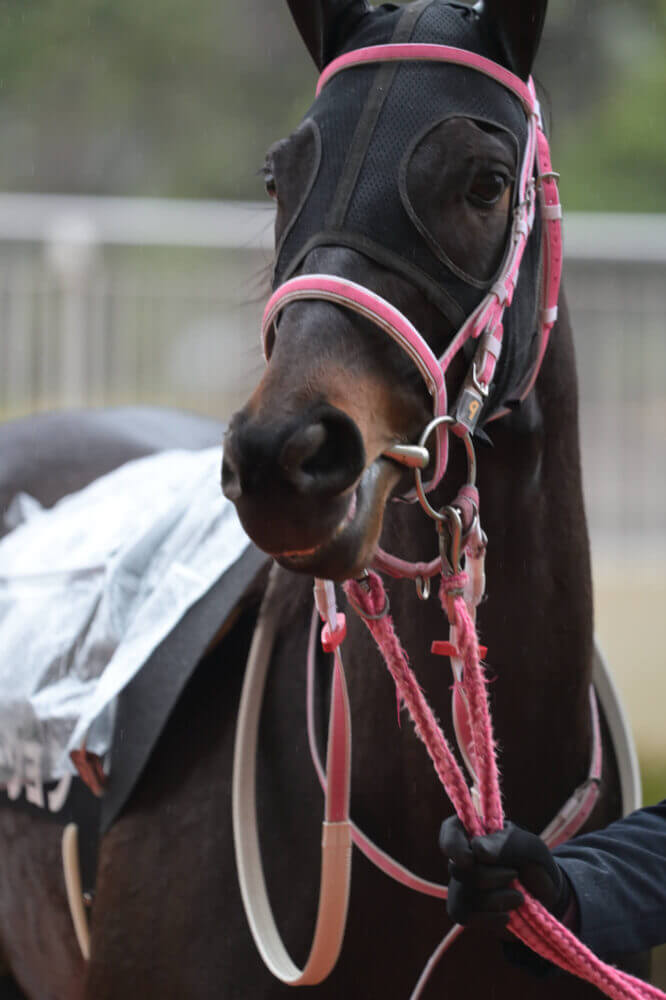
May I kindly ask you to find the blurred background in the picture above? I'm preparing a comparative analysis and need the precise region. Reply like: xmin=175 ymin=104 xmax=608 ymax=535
xmin=0 ymin=0 xmax=664 ymax=967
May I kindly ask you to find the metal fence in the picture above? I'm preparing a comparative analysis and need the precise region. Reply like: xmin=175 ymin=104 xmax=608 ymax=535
xmin=0 ymin=194 xmax=664 ymax=557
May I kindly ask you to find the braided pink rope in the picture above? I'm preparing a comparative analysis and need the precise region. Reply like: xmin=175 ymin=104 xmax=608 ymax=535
xmin=344 ymin=570 xmax=666 ymax=1000
xmin=441 ymin=575 xmax=503 ymax=830
xmin=343 ymin=574 xmax=481 ymax=837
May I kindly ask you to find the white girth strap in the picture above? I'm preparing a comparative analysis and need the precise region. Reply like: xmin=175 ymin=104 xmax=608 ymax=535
xmin=62 ymin=823 xmax=91 ymax=961
xmin=232 ymin=568 xmax=353 ymax=985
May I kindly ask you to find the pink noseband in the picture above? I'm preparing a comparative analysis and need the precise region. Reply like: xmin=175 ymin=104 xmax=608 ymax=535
xmin=261 ymin=44 xmax=563 ymax=495
xmin=262 ymin=275 xmax=449 ymax=489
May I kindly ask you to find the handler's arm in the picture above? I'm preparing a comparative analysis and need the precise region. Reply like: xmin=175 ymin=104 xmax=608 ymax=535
xmin=440 ymin=800 xmax=666 ymax=961
xmin=553 ymin=799 xmax=666 ymax=957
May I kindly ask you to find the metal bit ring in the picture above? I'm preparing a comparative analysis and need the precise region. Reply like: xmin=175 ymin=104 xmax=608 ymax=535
xmin=346 ymin=587 xmax=391 ymax=621
xmin=414 ymin=416 xmax=477 ymax=522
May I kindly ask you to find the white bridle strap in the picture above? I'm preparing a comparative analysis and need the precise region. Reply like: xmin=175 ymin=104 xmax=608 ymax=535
xmin=232 ymin=570 xmax=353 ymax=985
xmin=511 ymin=98 xmax=563 ymax=403
xmin=540 ymin=686 xmax=603 ymax=848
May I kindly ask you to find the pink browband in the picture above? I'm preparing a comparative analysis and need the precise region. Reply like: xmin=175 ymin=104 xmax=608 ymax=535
xmin=316 ymin=43 xmax=534 ymax=107
xmin=261 ymin=44 xmax=563 ymax=493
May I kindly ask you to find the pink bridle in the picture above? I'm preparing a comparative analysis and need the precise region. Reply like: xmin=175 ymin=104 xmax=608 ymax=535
xmin=237 ymin=41 xmax=663 ymax=1000
xmin=262 ymin=43 xmax=563 ymax=499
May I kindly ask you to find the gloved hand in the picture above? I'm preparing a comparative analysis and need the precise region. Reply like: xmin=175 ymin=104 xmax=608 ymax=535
xmin=439 ymin=816 xmax=573 ymax=930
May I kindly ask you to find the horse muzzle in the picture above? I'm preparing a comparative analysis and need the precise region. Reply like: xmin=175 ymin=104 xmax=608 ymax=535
xmin=222 ymin=403 xmax=375 ymax=568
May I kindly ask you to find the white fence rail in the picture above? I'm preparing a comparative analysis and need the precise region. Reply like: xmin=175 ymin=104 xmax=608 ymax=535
xmin=0 ymin=195 xmax=665 ymax=556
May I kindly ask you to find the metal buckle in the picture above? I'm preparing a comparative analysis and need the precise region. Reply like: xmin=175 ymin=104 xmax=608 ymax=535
xmin=471 ymin=362 xmax=490 ymax=398
xmin=537 ymin=170 xmax=561 ymax=187
xmin=514 ymin=181 xmax=535 ymax=217
xmin=512 ymin=178 xmax=536 ymax=240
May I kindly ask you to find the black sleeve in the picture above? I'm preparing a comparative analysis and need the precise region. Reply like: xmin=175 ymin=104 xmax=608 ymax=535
xmin=553 ymin=800 xmax=666 ymax=958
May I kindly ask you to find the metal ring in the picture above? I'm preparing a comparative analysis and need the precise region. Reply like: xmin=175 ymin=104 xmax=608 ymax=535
xmin=415 ymin=576 xmax=431 ymax=601
xmin=346 ymin=587 xmax=390 ymax=622
xmin=438 ymin=506 xmax=463 ymax=575
xmin=414 ymin=416 xmax=477 ymax=522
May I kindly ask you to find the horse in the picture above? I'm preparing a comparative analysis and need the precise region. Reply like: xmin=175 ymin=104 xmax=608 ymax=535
xmin=0 ymin=1 xmax=649 ymax=997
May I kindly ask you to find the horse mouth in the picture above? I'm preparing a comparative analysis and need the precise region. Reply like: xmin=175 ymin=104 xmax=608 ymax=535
xmin=272 ymin=459 xmax=402 ymax=581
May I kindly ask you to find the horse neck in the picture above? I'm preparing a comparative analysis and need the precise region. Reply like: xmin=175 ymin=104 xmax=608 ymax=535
xmin=345 ymin=292 xmax=596 ymax=837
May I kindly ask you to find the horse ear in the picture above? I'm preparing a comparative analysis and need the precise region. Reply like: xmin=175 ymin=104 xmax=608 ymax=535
xmin=285 ymin=0 xmax=372 ymax=70
xmin=477 ymin=0 xmax=548 ymax=81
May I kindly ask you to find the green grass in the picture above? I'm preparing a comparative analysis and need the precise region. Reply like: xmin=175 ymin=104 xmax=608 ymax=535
xmin=556 ymin=53 xmax=666 ymax=212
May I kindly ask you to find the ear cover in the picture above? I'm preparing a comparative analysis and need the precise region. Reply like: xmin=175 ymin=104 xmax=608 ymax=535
xmin=478 ymin=0 xmax=548 ymax=80
xmin=286 ymin=0 xmax=374 ymax=70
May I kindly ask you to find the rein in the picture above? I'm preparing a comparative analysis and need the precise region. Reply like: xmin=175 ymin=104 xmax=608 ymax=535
xmin=233 ymin=532 xmax=659 ymax=998
xmin=233 ymin=441 xmax=654 ymax=995
xmin=336 ymin=566 xmax=663 ymax=1000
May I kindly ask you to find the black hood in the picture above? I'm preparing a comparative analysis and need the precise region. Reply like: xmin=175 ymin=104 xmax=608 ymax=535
xmin=274 ymin=0 xmax=543 ymax=419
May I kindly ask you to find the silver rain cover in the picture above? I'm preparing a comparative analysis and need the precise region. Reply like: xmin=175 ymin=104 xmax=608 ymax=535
xmin=0 ymin=448 xmax=250 ymax=785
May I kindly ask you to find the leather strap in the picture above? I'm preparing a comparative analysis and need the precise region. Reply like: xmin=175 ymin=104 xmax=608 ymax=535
xmin=591 ymin=641 xmax=642 ymax=816
xmin=232 ymin=568 xmax=353 ymax=985
xmin=316 ymin=44 xmax=535 ymax=108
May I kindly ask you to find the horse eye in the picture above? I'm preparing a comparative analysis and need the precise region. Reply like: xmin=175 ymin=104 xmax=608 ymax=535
xmin=467 ymin=171 xmax=508 ymax=208
xmin=264 ymin=169 xmax=278 ymax=201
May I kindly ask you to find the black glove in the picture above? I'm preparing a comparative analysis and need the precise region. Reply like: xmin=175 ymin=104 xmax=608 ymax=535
xmin=439 ymin=816 xmax=572 ymax=930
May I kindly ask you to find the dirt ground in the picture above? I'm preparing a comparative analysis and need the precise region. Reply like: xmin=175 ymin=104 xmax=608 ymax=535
xmin=593 ymin=556 xmax=665 ymax=770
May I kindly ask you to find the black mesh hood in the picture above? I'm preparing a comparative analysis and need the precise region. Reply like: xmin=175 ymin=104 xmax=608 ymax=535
xmin=274 ymin=0 xmax=543 ymax=417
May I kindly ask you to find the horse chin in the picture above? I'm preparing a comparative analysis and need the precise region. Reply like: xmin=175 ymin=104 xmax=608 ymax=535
xmin=274 ymin=459 xmax=401 ymax=582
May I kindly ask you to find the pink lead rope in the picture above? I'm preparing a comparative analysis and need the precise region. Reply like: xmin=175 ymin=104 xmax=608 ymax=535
xmin=339 ymin=571 xmax=665 ymax=1000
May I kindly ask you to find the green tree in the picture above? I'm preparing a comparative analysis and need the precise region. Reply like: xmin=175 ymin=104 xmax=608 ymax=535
xmin=0 ymin=0 xmax=662 ymax=209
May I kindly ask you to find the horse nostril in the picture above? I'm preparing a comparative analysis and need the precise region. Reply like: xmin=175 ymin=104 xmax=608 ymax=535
xmin=221 ymin=448 xmax=242 ymax=502
xmin=280 ymin=411 xmax=365 ymax=497
xmin=280 ymin=422 xmax=327 ymax=475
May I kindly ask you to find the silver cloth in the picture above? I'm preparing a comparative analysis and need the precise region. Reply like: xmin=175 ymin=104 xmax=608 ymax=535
xmin=0 ymin=447 xmax=250 ymax=783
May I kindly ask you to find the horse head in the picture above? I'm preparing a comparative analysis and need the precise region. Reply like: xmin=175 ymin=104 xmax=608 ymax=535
xmin=223 ymin=0 xmax=550 ymax=581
